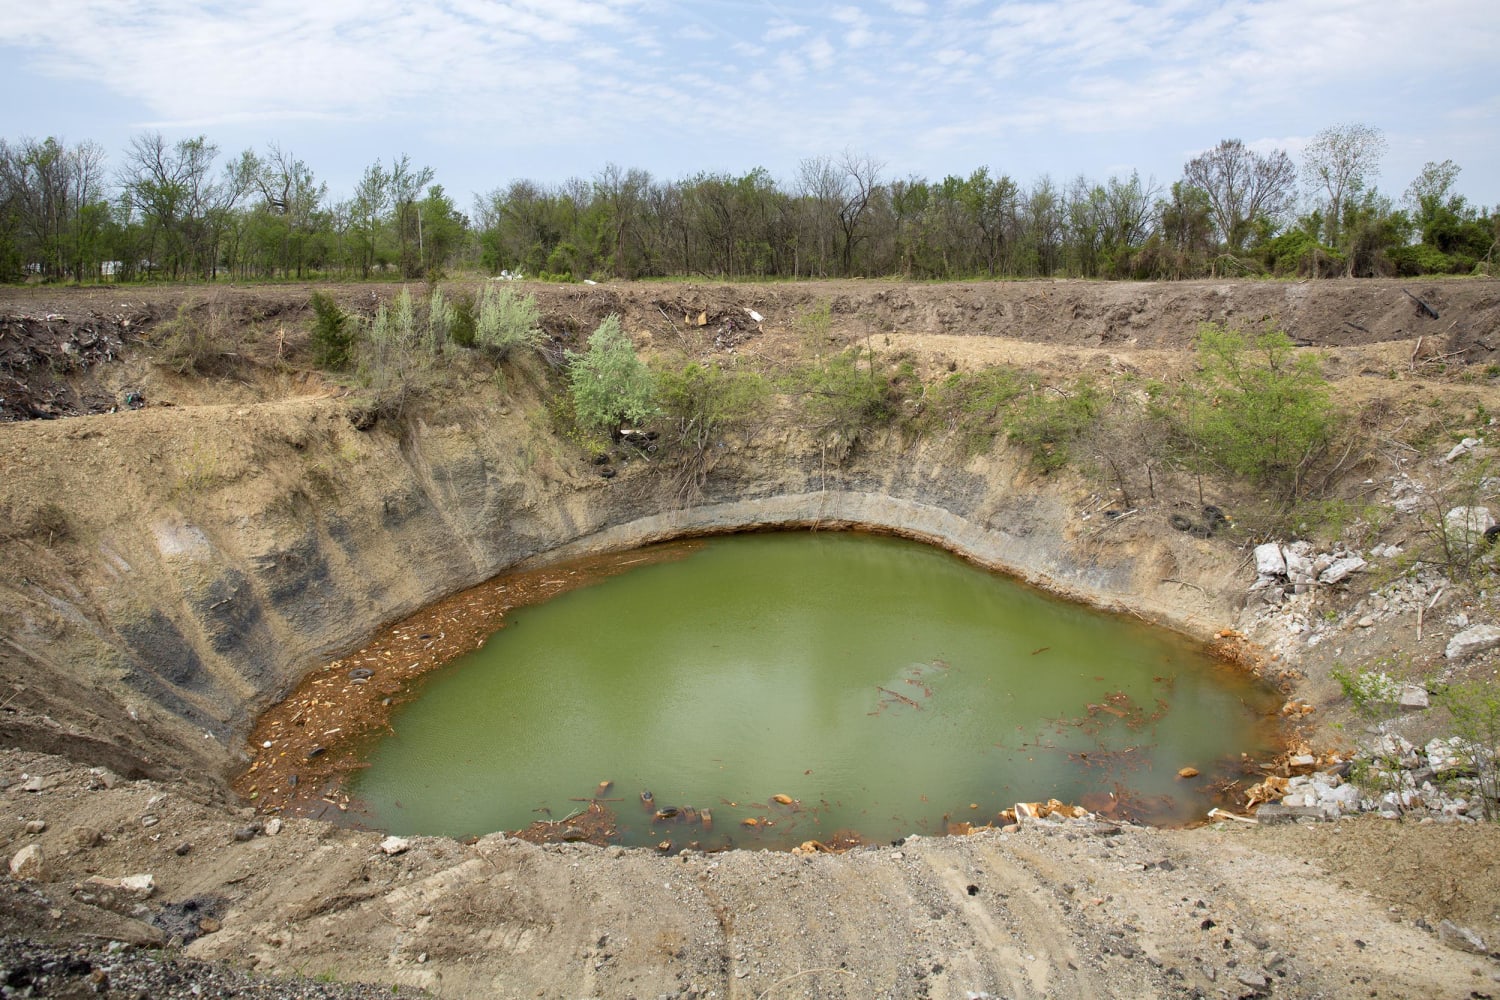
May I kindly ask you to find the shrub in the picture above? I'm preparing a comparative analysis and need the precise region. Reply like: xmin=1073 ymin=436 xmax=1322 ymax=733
xmin=308 ymin=291 xmax=354 ymax=369
xmin=1436 ymin=681 xmax=1500 ymax=821
xmin=796 ymin=301 xmax=833 ymax=357
xmin=1180 ymin=323 xmax=1336 ymax=499
xmin=797 ymin=347 xmax=893 ymax=450
xmin=566 ymin=315 xmax=656 ymax=435
xmin=1005 ymin=378 xmax=1102 ymax=472
xmin=449 ymin=292 xmax=478 ymax=348
xmin=153 ymin=299 xmax=236 ymax=376
xmin=356 ymin=287 xmax=434 ymax=418
xmin=655 ymin=359 xmax=769 ymax=491
xmin=426 ymin=286 xmax=454 ymax=351
xmin=475 ymin=285 xmax=542 ymax=358
xmin=920 ymin=366 xmax=1029 ymax=452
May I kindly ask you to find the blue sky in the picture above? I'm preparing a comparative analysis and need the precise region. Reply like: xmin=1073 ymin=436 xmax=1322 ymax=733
xmin=4 ymin=0 xmax=1498 ymax=213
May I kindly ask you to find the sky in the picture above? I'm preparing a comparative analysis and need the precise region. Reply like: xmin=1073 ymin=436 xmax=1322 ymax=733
xmin=4 ymin=0 xmax=1499 ymax=213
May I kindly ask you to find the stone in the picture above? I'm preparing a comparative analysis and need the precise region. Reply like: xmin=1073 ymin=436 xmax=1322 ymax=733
xmin=1445 ymin=437 xmax=1483 ymax=463
xmin=1254 ymin=803 xmax=1329 ymax=825
xmin=1397 ymin=685 xmax=1430 ymax=710
xmin=1254 ymin=543 xmax=1286 ymax=577
xmin=380 ymin=835 xmax=411 ymax=856
xmin=1283 ymin=548 xmax=1315 ymax=584
xmin=21 ymin=775 xmax=49 ymax=793
xmin=9 ymin=843 xmax=45 ymax=879
xmin=81 ymin=874 xmax=152 ymax=898
xmin=265 ymin=817 xmax=283 ymax=836
xmin=1446 ymin=624 xmax=1500 ymax=660
xmin=1236 ymin=970 xmax=1269 ymax=989
xmin=1438 ymin=919 xmax=1487 ymax=954
xmin=1444 ymin=506 xmax=1495 ymax=548
xmin=24 ymin=819 xmax=47 ymax=835
xmin=1319 ymin=556 xmax=1367 ymax=585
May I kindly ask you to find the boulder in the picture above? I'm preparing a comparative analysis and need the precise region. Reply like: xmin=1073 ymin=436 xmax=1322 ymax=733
xmin=1446 ymin=623 xmax=1500 ymax=661
xmin=1397 ymin=685 xmax=1430 ymax=710
xmin=1254 ymin=803 xmax=1330 ymax=824
xmin=1254 ymin=543 xmax=1286 ymax=577
xmin=1444 ymin=437 xmax=1483 ymax=463
xmin=1319 ymin=556 xmax=1367 ymax=585
xmin=1444 ymin=506 xmax=1495 ymax=549
xmin=380 ymin=836 xmax=411 ymax=856
xmin=9 ymin=843 xmax=45 ymax=879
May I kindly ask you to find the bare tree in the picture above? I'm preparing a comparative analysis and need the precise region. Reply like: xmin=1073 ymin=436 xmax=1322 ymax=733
xmin=1302 ymin=123 xmax=1386 ymax=255
xmin=797 ymin=155 xmax=843 ymax=277
xmin=1182 ymin=139 xmax=1296 ymax=253
xmin=836 ymin=149 xmax=884 ymax=276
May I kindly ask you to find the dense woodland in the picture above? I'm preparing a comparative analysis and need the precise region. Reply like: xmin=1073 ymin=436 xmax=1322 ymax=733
xmin=0 ymin=124 xmax=1494 ymax=285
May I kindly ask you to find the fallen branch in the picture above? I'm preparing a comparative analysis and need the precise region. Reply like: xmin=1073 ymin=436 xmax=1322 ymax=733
xmin=1207 ymin=807 xmax=1257 ymax=824
xmin=1404 ymin=288 xmax=1440 ymax=319
xmin=876 ymin=686 xmax=922 ymax=709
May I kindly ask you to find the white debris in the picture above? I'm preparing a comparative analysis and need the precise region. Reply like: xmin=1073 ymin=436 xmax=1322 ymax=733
xmin=1444 ymin=437 xmax=1483 ymax=463
xmin=744 ymin=308 xmax=764 ymax=323
xmin=1446 ymin=623 xmax=1500 ymax=660
xmin=1254 ymin=543 xmax=1286 ymax=577
xmin=380 ymin=836 xmax=411 ymax=856
xmin=1319 ymin=555 xmax=1367 ymax=585
xmin=1444 ymin=506 xmax=1495 ymax=549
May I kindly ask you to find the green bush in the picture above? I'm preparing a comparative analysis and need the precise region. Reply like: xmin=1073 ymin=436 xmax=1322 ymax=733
xmin=449 ymin=292 xmax=478 ymax=348
xmin=1436 ymin=681 xmax=1500 ymax=821
xmin=426 ymin=286 xmax=454 ymax=351
xmin=655 ymin=359 xmax=769 ymax=491
xmin=309 ymin=291 xmax=355 ymax=369
xmin=1004 ymin=378 xmax=1102 ymax=472
xmin=655 ymin=360 xmax=769 ymax=450
xmin=1180 ymin=323 xmax=1335 ymax=499
xmin=920 ymin=366 xmax=1029 ymax=452
xmin=797 ymin=347 xmax=894 ymax=450
xmin=475 ymin=285 xmax=542 ymax=358
xmin=566 ymin=315 xmax=656 ymax=435
xmin=356 ymin=287 xmax=434 ymax=417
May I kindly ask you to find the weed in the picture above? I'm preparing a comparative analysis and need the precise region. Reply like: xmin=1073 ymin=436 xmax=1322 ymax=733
xmin=154 ymin=299 xmax=238 ymax=376
xmin=795 ymin=301 xmax=833 ymax=358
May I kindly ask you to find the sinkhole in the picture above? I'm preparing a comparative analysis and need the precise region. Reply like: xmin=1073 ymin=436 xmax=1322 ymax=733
xmin=252 ymin=531 xmax=1283 ymax=851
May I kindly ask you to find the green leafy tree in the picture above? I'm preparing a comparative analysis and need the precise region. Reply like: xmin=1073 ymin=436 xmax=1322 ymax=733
xmin=1181 ymin=323 xmax=1335 ymax=498
xmin=567 ymin=315 xmax=656 ymax=435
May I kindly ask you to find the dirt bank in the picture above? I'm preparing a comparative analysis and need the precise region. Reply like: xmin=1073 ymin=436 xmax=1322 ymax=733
xmin=3 ymin=278 xmax=1500 ymax=997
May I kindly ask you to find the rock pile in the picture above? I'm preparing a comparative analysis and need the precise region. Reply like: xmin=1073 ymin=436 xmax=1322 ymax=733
xmin=1253 ymin=735 xmax=1495 ymax=823
xmin=1249 ymin=540 xmax=1367 ymax=601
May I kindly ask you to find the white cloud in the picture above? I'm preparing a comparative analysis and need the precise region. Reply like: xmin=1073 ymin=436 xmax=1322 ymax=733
xmin=0 ymin=0 xmax=1495 ymax=202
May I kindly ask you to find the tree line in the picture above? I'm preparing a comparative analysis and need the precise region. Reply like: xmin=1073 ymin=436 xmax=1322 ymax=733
xmin=0 ymin=124 xmax=1494 ymax=284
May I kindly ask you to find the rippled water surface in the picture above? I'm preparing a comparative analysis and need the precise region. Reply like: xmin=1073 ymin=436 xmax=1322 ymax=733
xmin=349 ymin=532 xmax=1279 ymax=848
